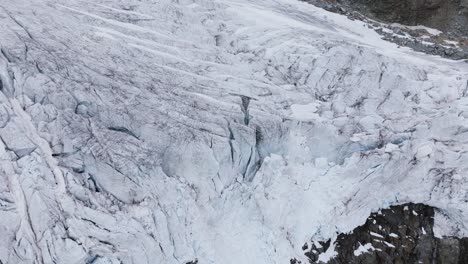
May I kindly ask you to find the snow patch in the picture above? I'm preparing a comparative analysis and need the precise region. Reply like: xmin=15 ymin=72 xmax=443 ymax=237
xmin=370 ymin=231 xmax=384 ymax=238
xmin=317 ymin=240 xmax=337 ymax=262
xmin=353 ymin=243 xmax=374 ymax=257
xmin=390 ymin=23 xmax=442 ymax=36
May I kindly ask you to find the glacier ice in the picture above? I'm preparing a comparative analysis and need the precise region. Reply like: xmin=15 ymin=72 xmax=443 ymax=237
xmin=0 ymin=0 xmax=467 ymax=263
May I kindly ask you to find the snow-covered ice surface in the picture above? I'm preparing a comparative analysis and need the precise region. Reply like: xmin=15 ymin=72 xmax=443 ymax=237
xmin=0 ymin=0 xmax=468 ymax=263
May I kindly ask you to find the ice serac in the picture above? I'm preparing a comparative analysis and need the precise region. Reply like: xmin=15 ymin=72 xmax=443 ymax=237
xmin=0 ymin=0 xmax=467 ymax=263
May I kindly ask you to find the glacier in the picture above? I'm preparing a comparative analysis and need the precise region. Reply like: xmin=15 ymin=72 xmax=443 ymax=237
xmin=0 ymin=0 xmax=467 ymax=263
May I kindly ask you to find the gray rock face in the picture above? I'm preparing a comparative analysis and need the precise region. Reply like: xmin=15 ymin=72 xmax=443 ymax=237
xmin=300 ymin=203 xmax=468 ymax=264
xmin=338 ymin=0 xmax=468 ymax=36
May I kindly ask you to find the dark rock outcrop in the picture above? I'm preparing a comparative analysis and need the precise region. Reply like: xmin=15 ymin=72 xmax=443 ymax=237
xmin=297 ymin=203 xmax=468 ymax=264
xmin=337 ymin=0 xmax=468 ymax=37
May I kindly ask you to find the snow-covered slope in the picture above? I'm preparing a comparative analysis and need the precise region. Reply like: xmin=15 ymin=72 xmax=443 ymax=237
xmin=0 ymin=0 xmax=467 ymax=263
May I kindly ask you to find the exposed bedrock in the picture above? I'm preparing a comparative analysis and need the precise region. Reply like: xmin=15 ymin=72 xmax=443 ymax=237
xmin=338 ymin=0 xmax=468 ymax=36
xmin=296 ymin=203 xmax=468 ymax=264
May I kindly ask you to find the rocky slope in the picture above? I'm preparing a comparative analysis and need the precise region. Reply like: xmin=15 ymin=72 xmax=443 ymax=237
xmin=0 ymin=0 xmax=468 ymax=264
xmin=338 ymin=0 xmax=468 ymax=37
xmin=297 ymin=203 xmax=468 ymax=263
